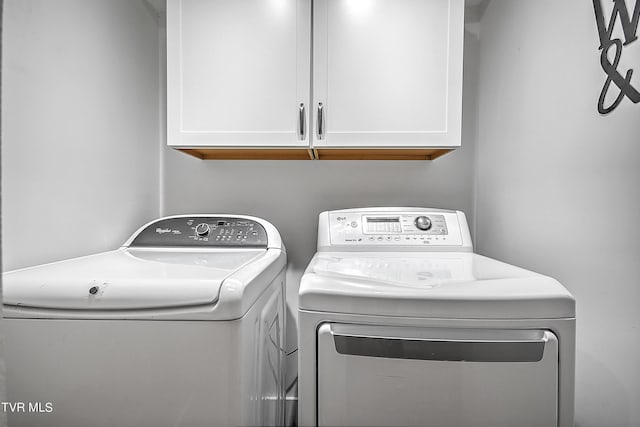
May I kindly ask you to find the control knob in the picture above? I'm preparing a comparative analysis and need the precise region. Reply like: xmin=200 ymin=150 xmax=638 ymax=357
xmin=195 ymin=223 xmax=210 ymax=237
xmin=414 ymin=216 xmax=432 ymax=231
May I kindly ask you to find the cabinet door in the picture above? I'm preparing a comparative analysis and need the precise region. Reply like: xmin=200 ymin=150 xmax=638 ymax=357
xmin=312 ymin=0 xmax=464 ymax=148
xmin=167 ymin=0 xmax=311 ymax=148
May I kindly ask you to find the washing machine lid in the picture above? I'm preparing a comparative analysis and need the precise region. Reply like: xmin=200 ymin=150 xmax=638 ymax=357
xmin=2 ymin=248 xmax=266 ymax=311
xmin=299 ymin=252 xmax=575 ymax=319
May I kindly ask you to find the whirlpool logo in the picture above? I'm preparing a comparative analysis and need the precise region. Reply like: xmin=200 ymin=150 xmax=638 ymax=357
xmin=593 ymin=0 xmax=640 ymax=114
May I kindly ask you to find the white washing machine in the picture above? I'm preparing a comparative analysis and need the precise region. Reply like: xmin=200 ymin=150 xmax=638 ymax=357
xmin=3 ymin=215 xmax=287 ymax=427
xmin=298 ymin=207 xmax=575 ymax=427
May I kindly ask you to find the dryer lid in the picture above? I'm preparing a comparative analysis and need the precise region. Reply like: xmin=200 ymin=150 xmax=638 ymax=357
xmin=3 ymin=248 xmax=266 ymax=311
xmin=299 ymin=252 xmax=575 ymax=319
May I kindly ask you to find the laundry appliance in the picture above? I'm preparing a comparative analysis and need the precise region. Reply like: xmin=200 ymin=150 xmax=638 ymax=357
xmin=3 ymin=215 xmax=287 ymax=427
xmin=298 ymin=207 xmax=575 ymax=427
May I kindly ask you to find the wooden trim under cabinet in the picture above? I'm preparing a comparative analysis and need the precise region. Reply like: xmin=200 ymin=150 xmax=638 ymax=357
xmin=314 ymin=148 xmax=453 ymax=160
xmin=177 ymin=147 xmax=454 ymax=160
xmin=178 ymin=148 xmax=315 ymax=160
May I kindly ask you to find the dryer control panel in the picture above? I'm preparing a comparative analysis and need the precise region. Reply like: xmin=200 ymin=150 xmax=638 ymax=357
xmin=128 ymin=216 xmax=268 ymax=248
xmin=321 ymin=209 xmax=472 ymax=251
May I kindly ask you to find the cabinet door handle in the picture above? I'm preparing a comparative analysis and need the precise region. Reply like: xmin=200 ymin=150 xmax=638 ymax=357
xmin=317 ymin=102 xmax=325 ymax=140
xmin=298 ymin=103 xmax=306 ymax=141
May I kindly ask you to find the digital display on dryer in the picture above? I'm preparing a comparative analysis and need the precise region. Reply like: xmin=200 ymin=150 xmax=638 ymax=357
xmin=367 ymin=217 xmax=400 ymax=222
xmin=364 ymin=216 xmax=402 ymax=234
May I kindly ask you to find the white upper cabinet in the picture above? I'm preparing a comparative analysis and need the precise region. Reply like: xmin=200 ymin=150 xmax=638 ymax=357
xmin=167 ymin=0 xmax=311 ymax=152
xmin=312 ymin=0 xmax=464 ymax=150
xmin=167 ymin=0 xmax=464 ymax=160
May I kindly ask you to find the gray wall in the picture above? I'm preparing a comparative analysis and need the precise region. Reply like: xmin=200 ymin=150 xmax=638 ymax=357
xmin=162 ymin=154 xmax=476 ymax=267
xmin=475 ymin=1 xmax=640 ymax=426
xmin=1 ymin=0 xmax=161 ymax=271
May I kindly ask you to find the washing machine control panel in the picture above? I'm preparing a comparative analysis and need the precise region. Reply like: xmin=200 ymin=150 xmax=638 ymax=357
xmin=129 ymin=217 xmax=268 ymax=247
xmin=328 ymin=211 xmax=463 ymax=247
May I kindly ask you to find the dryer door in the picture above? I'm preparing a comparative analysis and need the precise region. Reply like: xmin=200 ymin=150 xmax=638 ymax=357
xmin=317 ymin=323 xmax=558 ymax=427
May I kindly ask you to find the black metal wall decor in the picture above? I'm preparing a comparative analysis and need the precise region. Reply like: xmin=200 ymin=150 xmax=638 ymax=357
xmin=593 ymin=0 xmax=640 ymax=114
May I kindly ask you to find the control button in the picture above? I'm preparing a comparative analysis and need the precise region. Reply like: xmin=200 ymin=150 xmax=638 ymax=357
xmin=394 ymin=236 xmax=401 ymax=241
xmin=377 ymin=237 xmax=384 ymax=241
xmin=351 ymin=221 xmax=358 ymax=228
xmin=368 ymin=236 xmax=375 ymax=241
xmin=195 ymin=223 xmax=210 ymax=237
xmin=385 ymin=236 xmax=392 ymax=241
xmin=414 ymin=216 xmax=432 ymax=231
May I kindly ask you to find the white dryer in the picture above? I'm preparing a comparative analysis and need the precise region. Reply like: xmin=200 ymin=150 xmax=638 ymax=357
xmin=3 ymin=215 xmax=287 ymax=427
xmin=298 ymin=207 xmax=575 ymax=427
